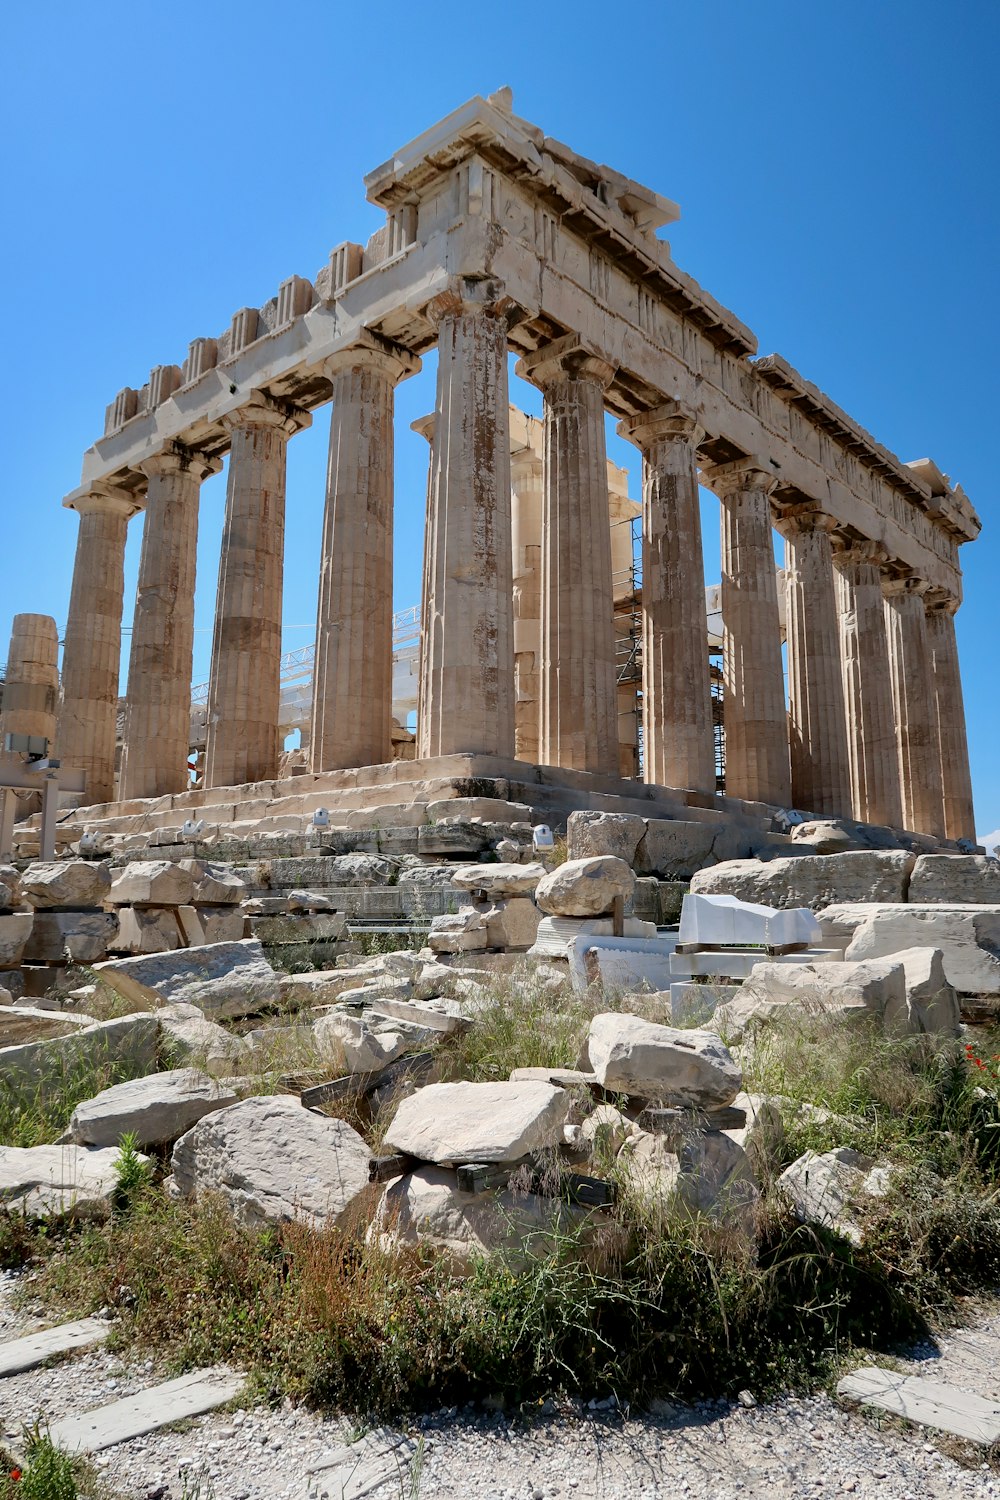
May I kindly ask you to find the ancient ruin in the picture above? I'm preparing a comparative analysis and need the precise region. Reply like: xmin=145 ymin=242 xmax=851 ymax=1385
xmin=1 ymin=89 xmax=980 ymax=856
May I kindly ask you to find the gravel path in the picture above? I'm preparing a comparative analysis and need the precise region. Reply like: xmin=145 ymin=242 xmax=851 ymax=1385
xmin=0 ymin=1275 xmax=997 ymax=1499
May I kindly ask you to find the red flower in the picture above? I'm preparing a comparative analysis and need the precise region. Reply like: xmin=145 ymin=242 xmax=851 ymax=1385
xmin=9 ymin=1469 xmax=21 ymax=1482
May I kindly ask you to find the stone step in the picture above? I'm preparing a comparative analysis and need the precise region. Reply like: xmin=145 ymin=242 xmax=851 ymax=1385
xmin=47 ymin=1365 xmax=245 ymax=1453
xmin=837 ymin=1365 xmax=1000 ymax=1445
xmin=0 ymin=1317 xmax=110 ymax=1377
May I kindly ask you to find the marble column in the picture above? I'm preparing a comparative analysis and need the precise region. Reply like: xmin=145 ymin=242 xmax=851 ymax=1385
xmin=418 ymin=281 xmax=515 ymax=759
xmin=205 ymin=394 xmax=310 ymax=790
xmin=925 ymin=593 xmax=975 ymax=841
xmin=619 ymin=404 xmax=714 ymax=793
xmin=59 ymin=485 xmax=140 ymax=805
xmin=310 ymin=337 xmax=418 ymax=772
xmin=701 ymin=460 xmax=789 ymax=807
xmin=0 ymin=615 xmax=59 ymax=746
xmin=509 ymin=410 xmax=544 ymax=763
xmin=120 ymin=445 xmax=220 ymax=800
xmin=515 ymin=337 xmax=618 ymax=776
xmin=882 ymin=574 xmax=946 ymax=837
xmin=412 ymin=413 xmax=436 ymax=752
xmin=777 ymin=506 xmax=851 ymax=817
xmin=832 ymin=541 xmax=903 ymax=829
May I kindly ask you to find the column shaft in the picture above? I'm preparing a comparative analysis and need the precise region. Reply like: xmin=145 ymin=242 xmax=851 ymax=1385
xmin=418 ymin=284 xmax=514 ymax=759
xmin=0 ymin=615 xmax=59 ymax=746
xmin=882 ymin=577 xmax=945 ymax=837
xmin=120 ymin=446 xmax=217 ymax=800
xmin=205 ymin=396 xmax=309 ymax=789
xmin=704 ymin=461 xmax=789 ymax=806
xmin=832 ymin=544 xmax=902 ymax=828
xmin=58 ymin=489 xmax=138 ymax=805
xmin=779 ymin=509 xmax=851 ymax=816
xmin=926 ymin=598 xmax=975 ymax=840
xmin=310 ymin=340 xmax=417 ymax=772
xmin=620 ymin=406 xmax=714 ymax=792
xmin=510 ymin=411 xmax=544 ymax=763
xmin=516 ymin=339 xmax=618 ymax=775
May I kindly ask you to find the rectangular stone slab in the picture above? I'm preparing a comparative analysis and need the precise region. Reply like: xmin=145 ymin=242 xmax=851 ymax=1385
xmin=47 ymin=1366 xmax=244 ymax=1453
xmin=0 ymin=1317 xmax=109 ymax=1377
xmin=837 ymin=1366 xmax=1000 ymax=1445
xmin=301 ymin=1427 xmax=417 ymax=1500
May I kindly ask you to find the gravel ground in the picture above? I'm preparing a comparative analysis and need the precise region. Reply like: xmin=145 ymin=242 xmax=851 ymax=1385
xmin=0 ymin=1275 xmax=997 ymax=1499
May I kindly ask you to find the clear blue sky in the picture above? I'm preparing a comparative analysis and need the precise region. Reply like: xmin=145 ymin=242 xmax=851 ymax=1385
xmin=1 ymin=1 xmax=996 ymax=834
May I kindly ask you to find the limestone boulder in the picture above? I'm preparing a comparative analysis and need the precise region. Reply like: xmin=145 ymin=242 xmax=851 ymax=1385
xmin=427 ymin=908 xmax=487 ymax=954
xmin=689 ymin=851 xmax=914 ymax=911
xmin=566 ymin=811 xmax=646 ymax=866
xmin=790 ymin=820 xmax=901 ymax=855
xmin=635 ymin=820 xmax=717 ymax=880
xmin=0 ymin=1143 xmax=150 ymax=1217
xmin=820 ymin=903 xmax=1000 ymax=996
xmin=171 ymin=1095 xmax=370 ymax=1229
xmin=777 ymin=1147 xmax=892 ymax=1245
xmin=620 ymin=1129 xmax=759 ymax=1238
xmin=179 ymin=860 xmax=246 ymax=906
xmin=111 ymin=907 xmax=182 ymax=955
xmin=313 ymin=1012 xmax=409 ymax=1074
xmin=909 ymin=854 xmax=1000 ymax=905
xmin=21 ymin=860 xmax=111 ymax=910
xmin=883 ymin=947 xmax=961 ymax=1036
xmin=727 ymin=958 xmax=908 ymax=1036
xmin=587 ymin=1013 xmax=741 ymax=1108
xmin=176 ymin=907 xmax=246 ymax=947
xmin=450 ymin=863 xmax=546 ymax=897
xmin=93 ymin=939 xmax=282 ymax=1019
xmin=157 ymin=1003 xmax=250 ymax=1076
xmin=70 ymin=1068 xmax=238 ymax=1148
xmin=580 ymin=1104 xmax=642 ymax=1158
xmin=528 ymin=915 xmax=656 ymax=959
xmin=0 ymin=912 xmax=32 ymax=968
xmin=24 ymin=911 xmax=119 ymax=963
xmin=322 ymin=854 xmax=399 ymax=887
xmin=384 ymin=1080 xmax=571 ymax=1165
xmin=109 ymin=861 xmax=194 ymax=907
xmin=483 ymin=897 xmax=541 ymax=951
xmin=535 ymin=857 xmax=635 ymax=919
xmin=0 ymin=866 xmax=21 ymax=911
xmin=249 ymin=913 xmax=346 ymax=945
xmin=286 ymin=889 xmax=338 ymax=913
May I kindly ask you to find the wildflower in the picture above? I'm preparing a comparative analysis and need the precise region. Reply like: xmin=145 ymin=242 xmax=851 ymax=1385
xmin=9 ymin=1469 xmax=21 ymax=1482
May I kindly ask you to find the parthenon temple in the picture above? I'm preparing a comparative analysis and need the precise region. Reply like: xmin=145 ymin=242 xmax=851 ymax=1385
xmin=1 ymin=89 xmax=980 ymax=856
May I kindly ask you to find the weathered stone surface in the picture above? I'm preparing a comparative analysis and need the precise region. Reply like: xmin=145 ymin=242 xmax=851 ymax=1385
xmin=528 ymin=915 xmax=656 ymax=959
xmin=483 ymin=897 xmax=541 ymax=950
xmin=587 ymin=1013 xmax=741 ymax=1107
xmin=179 ymin=860 xmax=246 ymax=905
xmin=286 ymin=889 xmax=338 ymax=912
xmin=0 ymin=1016 xmax=159 ymax=1100
xmin=176 ymin=906 xmax=246 ymax=947
xmin=884 ymin=947 xmax=961 ymax=1036
xmin=384 ymin=1081 xmax=571 ymax=1165
xmin=111 ymin=906 xmax=182 ymax=955
xmin=425 ymin=797 xmax=532 ymax=824
xmin=0 ymin=1143 xmax=149 ymax=1216
xmin=157 ymin=1003 xmax=250 ymax=1076
xmin=109 ymin=861 xmax=194 ymax=907
xmin=635 ymin=820 xmax=717 ymax=879
xmin=690 ymin=851 xmax=914 ymax=911
xmin=320 ymin=853 xmax=400 ymax=886
xmin=313 ymin=1012 xmax=408 ymax=1073
xmin=93 ymin=939 xmax=282 ymax=1019
xmin=580 ymin=1103 xmax=642 ymax=1156
xmin=909 ymin=855 xmax=1000 ymax=905
xmin=427 ymin=908 xmax=488 ymax=953
xmin=450 ymin=862 xmax=546 ymax=897
xmin=620 ymin=1129 xmax=759 ymax=1236
xmin=249 ymin=913 xmax=346 ymax=945
xmin=24 ymin=911 xmax=119 ymax=963
xmin=734 ymin=958 xmax=907 ymax=1030
xmin=836 ymin=1367 xmax=1000 ymax=1446
xmin=0 ymin=913 xmax=32 ymax=968
xmin=566 ymin=811 xmax=645 ymax=866
xmin=820 ymin=903 xmax=1000 ymax=996
xmin=70 ymin=1068 xmax=238 ymax=1148
xmin=777 ymin=1147 xmax=891 ymax=1245
xmin=535 ymin=856 xmax=635 ymax=918
xmin=0 ymin=867 xmax=21 ymax=912
xmin=723 ymin=1091 xmax=785 ymax=1165
xmin=374 ymin=1165 xmax=593 ymax=1270
xmin=21 ymin=861 xmax=111 ymax=910
xmin=171 ymin=1095 xmax=370 ymax=1229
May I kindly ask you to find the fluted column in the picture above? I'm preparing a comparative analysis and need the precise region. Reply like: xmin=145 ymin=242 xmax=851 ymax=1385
xmin=831 ymin=541 xmax=902 ymax=828
xmin=883 ymin=574 xmax=945 ymax=838
xmin=0 ymin=615 xmax=59 ymax=746
xmin=510 ymin=410 xmax=544 ymax=763
xmin=777 ymin=506 xmax=851 ymax=817
xmin=120 ymin=445 xmax=219 ymax=800
xmin=59 ymin=486 xmax=140 ymax=804
xmin=310 ymin=337 xmax=419 ymax=772
xmin=925 ymin=594 xmax=975 ymax=841
xmin=619 ymin=404 xmax=714 ymax=792
xmin=418 ymin=280 xmax=515 ymax=759
xmin=700 ymin=459 xmax=789 ymax=806
xmin=516 ymin=337 xmax=618 ymax=775
xmin=412 ymin=413 xmax=436 ymax=750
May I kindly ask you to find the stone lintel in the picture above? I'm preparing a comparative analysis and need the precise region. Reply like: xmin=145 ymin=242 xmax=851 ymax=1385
xmin=321 ymin=332 xmax=420 ymax=386
xmin=517 ymin=333 xmax=616 ymax=393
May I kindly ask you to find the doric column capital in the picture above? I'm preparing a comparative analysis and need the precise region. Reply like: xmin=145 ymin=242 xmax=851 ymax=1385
xmin=831 ymin=537 xmax=890 ymax=572
xmin=222 ymin=391 xmax=312 ymax=440
xmin=922 ymin=587 xmax=960 ymax=617
xmin=617 ymin=400 xmax=704 ymax=453
xmin=774 ymin=501 xmax=840 ymax=541
xmin=138 ymin=442 xmax=222 ymax=485
xmin=699 ymin=456 xmax=778 ymax=498
xmin=322 ymin=332 xmax=420 ymax=387
xmin=410 ymin=413 xmax=436 ymax=445
xmin=67 ymin=482 xmax=142 ymax=522
xmin=516 ymin=333 xmax=617 ymax=394
xmin=424 ymin=276 xmax=522 ymax=330
xmin=881 ymin=570 xmax=933 ymax=601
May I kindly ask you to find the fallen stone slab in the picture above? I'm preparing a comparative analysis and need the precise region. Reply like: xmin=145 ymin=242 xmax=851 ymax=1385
xmin=529 ymin=916 xmax=656 ymax=960
xmin=587 ymin=1013 xmax=741 ymax=1108
xmin=579 ymin=938 xmax=676 ymax=997
xmin=0 ymin=1015 xmax=160 ymax=1097
xmin=180 ymin=859 xmax=246 ymax=905
xmin=299 ymin=1428 xmax=418 ymax=1500
xmin=157 ymin=1003 xmax=250 ymax=1076
xmin=171 ymin=1095 xmax=370 ymax=1229
xmin=249 ymin=912 xmax=347 ymax=944
xmin=0 ymin=1143 xmax=150 ymax=1216
xmin=837 ymin=1366 xmax=1000 ymax=1445
xmin=109 ymin=860 xmax=195 ymax=907
xmin=450 ymin=862 xmax=546 ymax=897
xmin=384 ymin=1080 xmax=571 ymax=1166
xmin=690 ymin=851 xmax=915 ymax=911
xmin=111 ymin=906 xmax=183 ymax=955
xmin=885 ymin=946 xmax=961 ymax=1035
xmin=176 ymin=905 xmax=246 ymax=947
xmin=286 ymin=888 xmax=338 ymax=913
xmin=619 ymin=1128 xmax=759 ymax=1238
xmin=0 ymin=1316 xmax=110 ymax=1377
xmin=364 ymin=996 xmax=471 ymax=1034
xmin=819 ymin=903 xmax=1000 ymax=996
xmin=313 ymin=1012 xmax=409 ymax=1073
xmin=909 ymin=853 xmax=1000 ymax=905
xmin=535 ymin=856 xmax=635 ymax=919
xmin=635 ymin=819 xmax=718 ymax=880
xmin=21 ymin=860 xmax=111 ymax=910
xmin=0 ymin=866 xmax=21 ymax=912
xmin=482 ymin=896 xmax=541 ymax=950
xmin=724 ymin=958 xmax=907 ymax=1037
xmin=93 ymin=939 xmax=282 ymax=1019
xmin=23 ymin=911 xmax=119 ymax=964
xmin=48 ymin=1366 xmax=245 ymax=1453
xmin=777 ymin=1147 xmax=891 ymax=1245
xmin=0 ymin=912 xmax=33 ymax=968
xmin=427 ymin=908 xmax=487 ymax=953
xmin=70 ymin=1068 xmax=238 ymax=1149
xmin=567 ymin=810 xmax=646 ymax=867
xmin=678 ymin=892 xmax=821 ymax=950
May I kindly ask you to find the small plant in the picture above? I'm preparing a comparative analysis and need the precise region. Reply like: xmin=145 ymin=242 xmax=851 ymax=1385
xmin=112 ymin=1131 xmax=151 ymax=1211
xmin=1 ymin=1427 xmax=78 ymax=1500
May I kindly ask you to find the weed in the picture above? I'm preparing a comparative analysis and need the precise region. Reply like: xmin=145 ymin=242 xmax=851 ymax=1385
xmin=0 ymin=1042 xmax=157 ymax=1150
xmin=0 ymin=1424 xmax=102 ymax=1500
xmin=439 ymin=962 xmax=596 ymax=1081
xmin=112 ymin=1131 xmax=152 ymax=1211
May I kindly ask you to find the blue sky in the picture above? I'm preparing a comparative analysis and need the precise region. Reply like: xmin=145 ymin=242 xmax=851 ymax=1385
xmin=1 ymin=1 xmax=996 ymax=834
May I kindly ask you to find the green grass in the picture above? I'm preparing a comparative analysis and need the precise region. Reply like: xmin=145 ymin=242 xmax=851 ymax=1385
xmin=0 ymin=1041 xmax=160 ymax=1149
